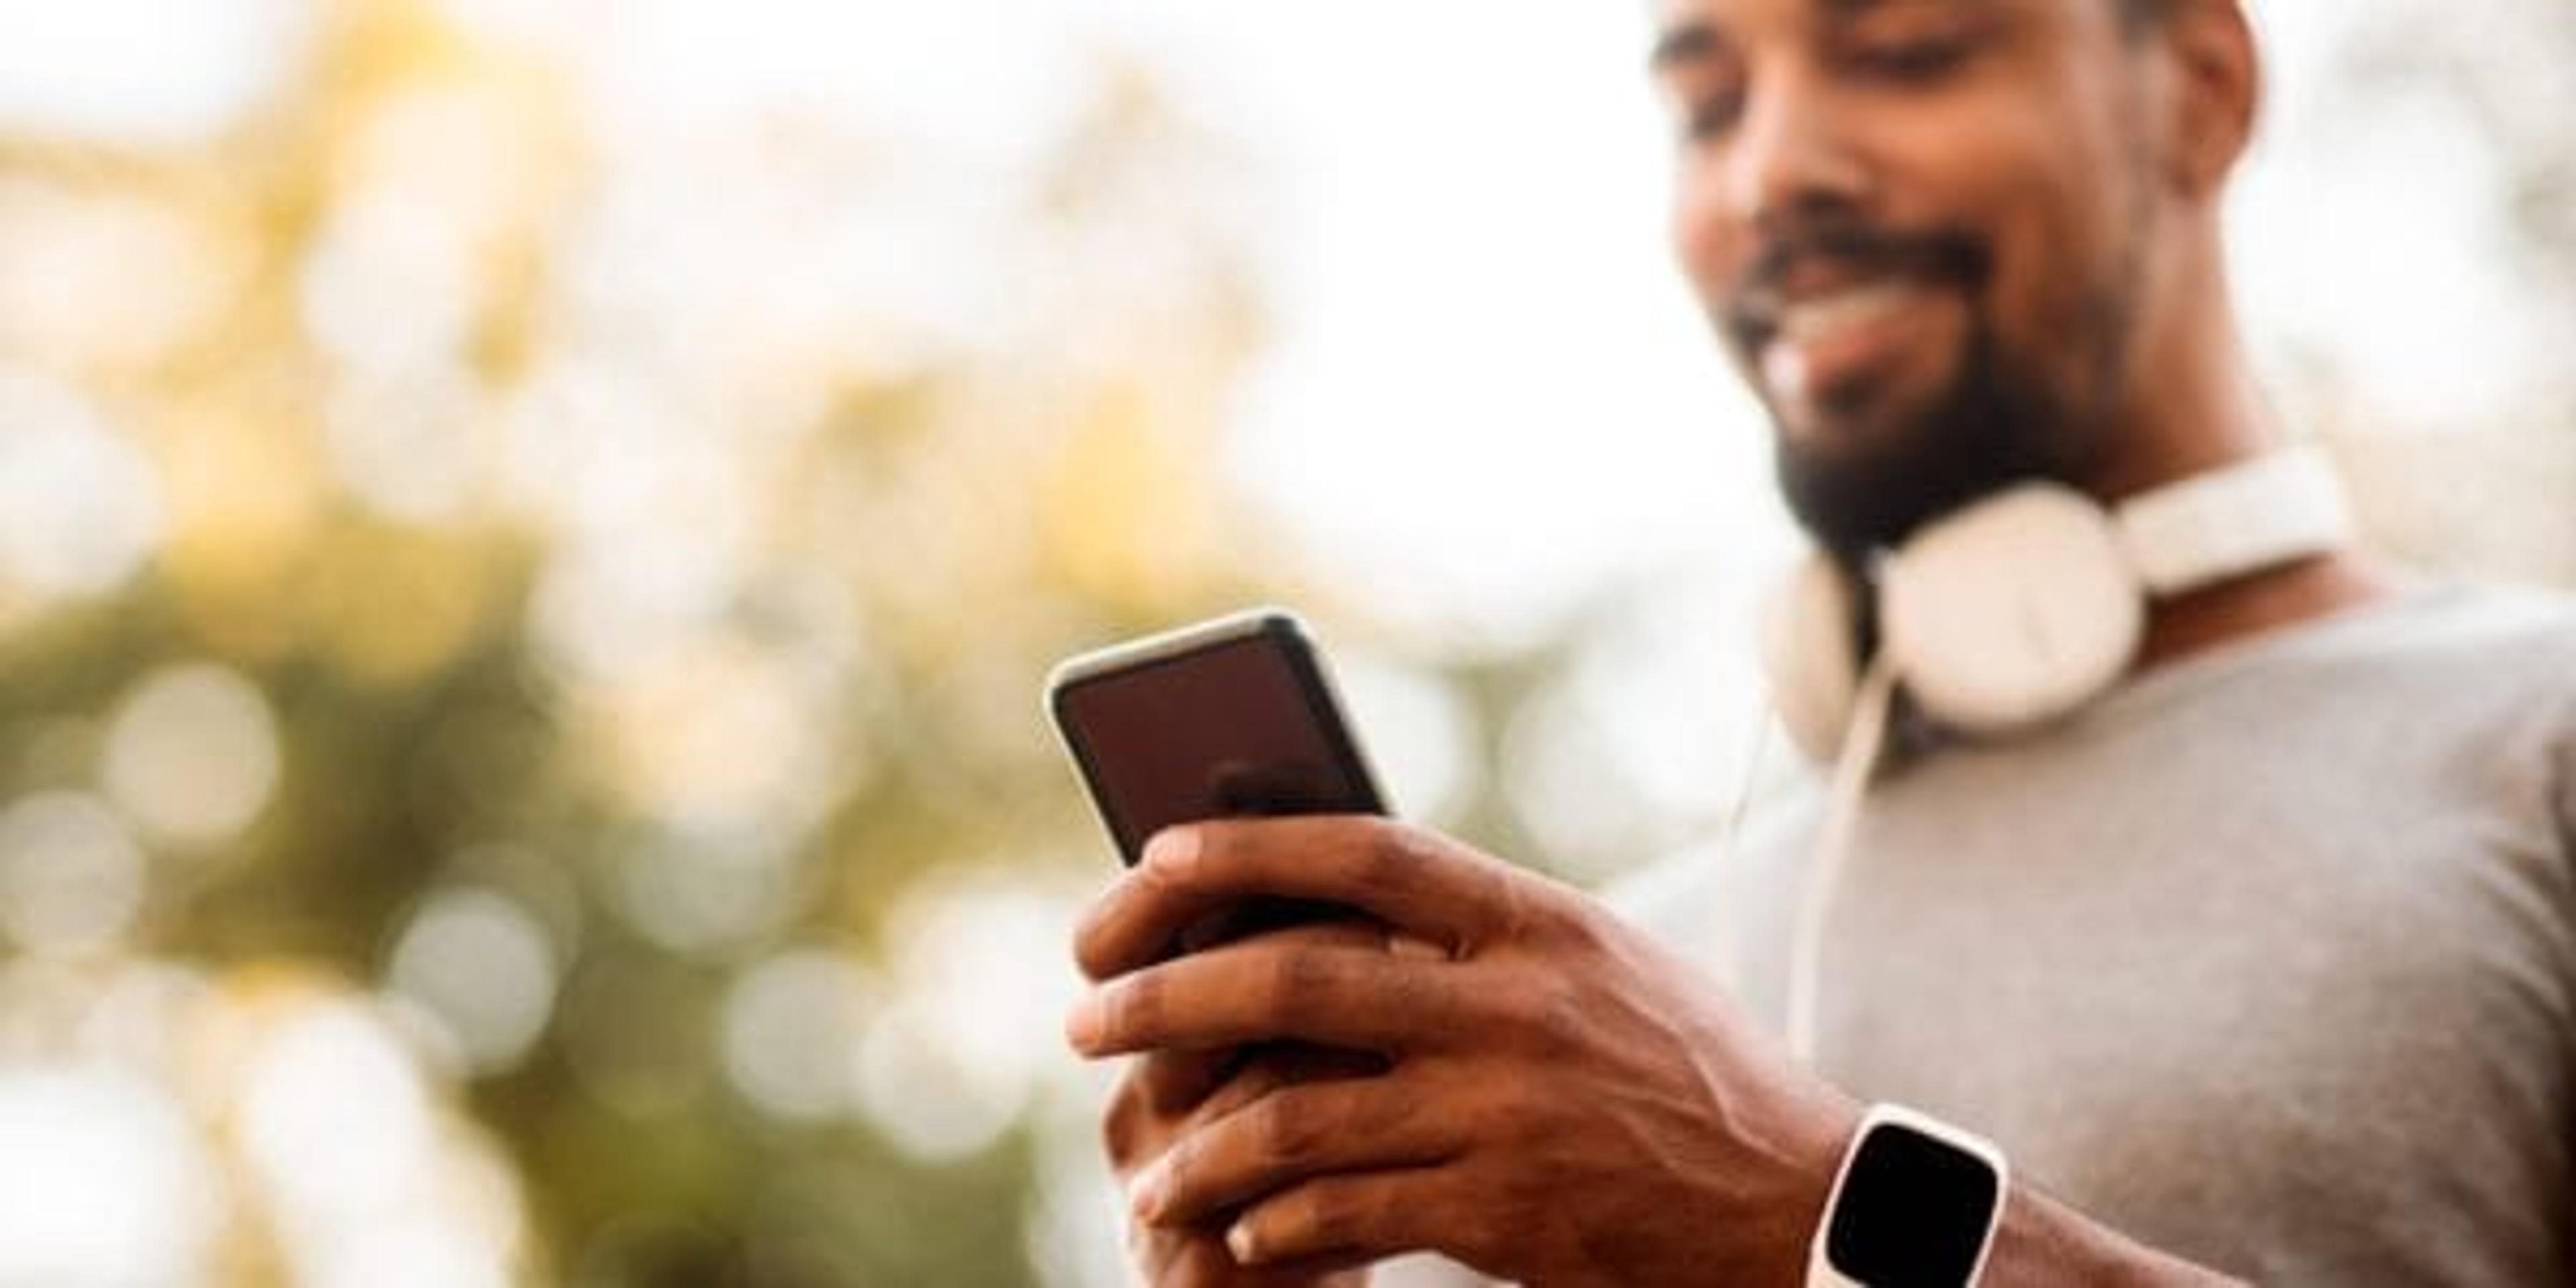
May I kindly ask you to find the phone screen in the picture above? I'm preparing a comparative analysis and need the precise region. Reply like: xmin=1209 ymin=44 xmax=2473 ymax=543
xmin=1050 ymin=616 xmax=1385 ymax=865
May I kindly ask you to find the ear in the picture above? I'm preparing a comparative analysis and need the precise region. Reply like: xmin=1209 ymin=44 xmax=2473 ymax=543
xmin=2149 ymin=0 xmax=2261 ymax=198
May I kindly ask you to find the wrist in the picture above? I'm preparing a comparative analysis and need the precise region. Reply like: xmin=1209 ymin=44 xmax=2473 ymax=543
xmin=1745 ymin=1084 xmax=1866 ymax=1284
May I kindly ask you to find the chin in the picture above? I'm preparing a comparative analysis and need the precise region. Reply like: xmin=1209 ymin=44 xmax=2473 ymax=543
xmin=1774 ymin=386 xmax=2070 ymax=554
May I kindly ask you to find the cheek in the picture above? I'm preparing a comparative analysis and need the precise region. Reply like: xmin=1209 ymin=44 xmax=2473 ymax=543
xmin=1890 ymin=125 xmax=2121 ymax=366
xmin=1667 ymin=165 xmax=1739 ymax=311
xmin=1988 ymin=144 xmax=2139 ymax=378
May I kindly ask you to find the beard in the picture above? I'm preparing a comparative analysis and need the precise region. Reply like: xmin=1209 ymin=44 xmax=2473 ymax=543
xmin=1770 ymin=315 xmax=2103 ymax=557
xmin=1725 ymin=210 xmax=2143 ymax=557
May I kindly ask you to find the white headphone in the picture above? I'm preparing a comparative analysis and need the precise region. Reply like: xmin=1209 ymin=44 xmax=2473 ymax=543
xmin=1760 ymin=446 xmax=2357 ymax=764
xmin=1760 ymin=447 xmax=2356 ymax=1062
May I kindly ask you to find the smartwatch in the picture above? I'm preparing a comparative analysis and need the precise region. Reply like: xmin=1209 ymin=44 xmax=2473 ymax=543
xmin=1805 ymin=1103 xmax=2009 ymax=1288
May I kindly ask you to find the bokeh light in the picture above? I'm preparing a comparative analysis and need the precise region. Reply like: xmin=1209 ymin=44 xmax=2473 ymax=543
xmin=101 ymin=663 xmax=281 ymax=849
xmin=0 ymin=792 xmax=148 ymax=957
xmin=239 ymin=1001 xmax=441 ymax=1221
xmin=0 ymin=1064 xmax=219 ymax=1287
xmin=385 ymin=888 xmax=561 ymax=1076
xmin=0 ymin=0 xmax=316 ymax=144
xmin=718 ymin=946 xmax=879 ymax=1123
xmin=0 ymin=370 xmax=164 ymax=608
xmin=0 ymin=182 xmax=249 ymax=375
xmin=856 ymin=876 xmax=1087 ymax=1165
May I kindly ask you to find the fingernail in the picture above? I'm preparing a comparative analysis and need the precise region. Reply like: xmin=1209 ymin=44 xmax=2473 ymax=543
xmin=1128 ymin=1161 xmax=1169 ymax=1222
xmin=1226 ymin=1221 xmax=1260 ymax=1265
xmin=1142 ymin=826 xmax=1200 ymax=874
xmin=1064 ymin=994 xmax=1104 ymax=1052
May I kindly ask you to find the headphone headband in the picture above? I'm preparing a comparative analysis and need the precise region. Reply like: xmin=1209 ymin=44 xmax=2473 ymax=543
xmin=2116 ymin=447 xmax=2353 ymax=596
xmin=1762 ymin=446 xmax=2356 ymax=763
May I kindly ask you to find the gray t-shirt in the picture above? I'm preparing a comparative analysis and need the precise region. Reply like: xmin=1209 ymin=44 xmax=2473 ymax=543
xmin=1623 ymin=578 xmax=2576 ymax=1285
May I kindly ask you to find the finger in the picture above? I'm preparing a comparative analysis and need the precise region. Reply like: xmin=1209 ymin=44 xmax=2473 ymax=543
xmin=1140 ymin=925 xmax=1407 ymax=1106
xmin=1108 ymin=1051 xmax=1254 ymax=1170
xmin=1137 ymin=1047 xmax=1246 ymax=1119
xmin=1138 ymin=1075 xmax=1465 ymax=1228
xmin=1224 ymin=1167 xmax=1454 ymax=1271
xmin=1074 ymin=852 xmax=1388 ymax=981
xmin=1077 ymin=817 xmax=1530 ymax=980
xmin=1176 ymin=902 xmax=1390 ymax=956
xmin=1234 ymin=915 xmax=1452 ymax=968
xmin=1226 ymin=914 xmax=1409 ymax=957
xmin=1112 ymin=1042 xmax=1393 ymax=1172
xmin=1112 ymin=1041 xmax=1394 ymax=1175
xmin=1181 ymin=1042 xmax=1385 ymax=1122
xmin=1070 ymin=941 xmax=1465 ymax=1058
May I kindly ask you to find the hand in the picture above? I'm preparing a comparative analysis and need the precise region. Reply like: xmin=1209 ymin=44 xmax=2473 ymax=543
xmin=1100 ymin=919 xmax=1397 ymax=1287
xmin=1067 ymin=818 xmax=1861 ymax=1286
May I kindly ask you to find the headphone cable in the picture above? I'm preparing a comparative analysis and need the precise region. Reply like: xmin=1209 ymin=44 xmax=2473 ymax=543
xmin=1785 ymin=653 xmax=1900 ymax=1065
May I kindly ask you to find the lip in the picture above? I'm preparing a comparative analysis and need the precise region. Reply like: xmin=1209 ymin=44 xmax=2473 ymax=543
xmin=1725 ymin=230 xmax=1988 ymax=354
xmin=1747 ymin=259 xmax=1889 ymax=322
xmin=1758 ymin=278 xmax=1951 ymax=411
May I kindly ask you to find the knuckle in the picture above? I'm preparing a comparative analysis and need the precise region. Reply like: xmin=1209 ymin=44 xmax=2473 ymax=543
xmin=1263 ymin=946 xmax=1332 ymax=1019
xmin=1198 ymin=1062 xmax=1275 ymax=1125
xmin=1539 ymin=987 xmax=1593 ymax=1055
xmin=1361 ymin=819 xmax=1426 ymax=886
xmin=1549 ymin=890 xmax=1617 ymax=951
xmin=1301 ymin=1183 xmax=1372 ymax=1250
xmin=1252 ymin=1092 xmax=1327 ymax=1167
xmin=1491 ymin=869 xmax=1551 ymax=945
xmin=1501 ymin=978 xmax=1589 ymax=1058
xmin=1157 ymin=1128 xmax=1202 ymax=1189
xmin=1139 ymin=836 xmax=1199 ymax=892
xmin=1108 ymin=973 xmax=1162 ymax=1041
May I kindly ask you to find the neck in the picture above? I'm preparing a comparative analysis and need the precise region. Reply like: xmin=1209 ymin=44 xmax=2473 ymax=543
xmin=2103 ymin=228 xmax=2395 ymax=670
xmin=2135 ymin=551 xmax=2394 ymax=670
xmin=2088 ymin=230 xmax=2277 ymax=500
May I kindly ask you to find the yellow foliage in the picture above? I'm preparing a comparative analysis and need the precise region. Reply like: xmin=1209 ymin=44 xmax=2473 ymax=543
xmin=299 ymin=521 xmax=510 ymax=687
xmin=1038 ymin=376 xmax=1227 ymax=617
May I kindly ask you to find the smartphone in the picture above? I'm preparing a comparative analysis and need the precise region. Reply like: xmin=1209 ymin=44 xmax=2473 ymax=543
xmin=1046 ymin=608 xmax=1389 ymax=866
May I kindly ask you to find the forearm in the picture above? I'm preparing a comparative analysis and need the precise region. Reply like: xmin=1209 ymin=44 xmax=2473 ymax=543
xmin=1982 ymin=1183 xmax=2245 ymax=1288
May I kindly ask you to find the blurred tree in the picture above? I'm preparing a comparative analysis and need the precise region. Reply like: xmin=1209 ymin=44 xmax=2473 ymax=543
xmin=0 ymin=2 xmax=1299 ymax=1284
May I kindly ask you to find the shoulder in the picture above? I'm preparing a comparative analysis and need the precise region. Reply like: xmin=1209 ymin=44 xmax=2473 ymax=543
xmin=2279 ymin=576 xmax=2576 ymax=670
xmin=2123 ymin=576 xmax=2576 ymax=722
xmin=2353 ymin=578 xmax=2576 ymax=731
xmin=2260 ymin=574 xmax=2576 ymax=759
xmin=2355 ymin=577 xmax=2576 ymax=838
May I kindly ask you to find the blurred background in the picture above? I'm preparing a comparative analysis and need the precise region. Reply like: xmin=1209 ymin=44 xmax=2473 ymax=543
xmin=0 ymin=0 xmax=2565 ymax=1283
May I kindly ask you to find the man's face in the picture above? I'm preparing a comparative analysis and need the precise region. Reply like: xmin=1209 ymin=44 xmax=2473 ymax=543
xmin=1653 ymin=0 xmax=2162 ymax=553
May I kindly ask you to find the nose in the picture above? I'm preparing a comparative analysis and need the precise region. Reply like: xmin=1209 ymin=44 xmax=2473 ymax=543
xmin=1717 ymin=69 xmax=1870 ymax=237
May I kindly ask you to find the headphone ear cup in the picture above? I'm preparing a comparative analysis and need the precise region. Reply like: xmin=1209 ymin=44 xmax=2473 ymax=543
xmin=1760 ymin=551 xmax=1866 ymax=764
xmin=1880 ymin=483 xmax=2145 ymax=735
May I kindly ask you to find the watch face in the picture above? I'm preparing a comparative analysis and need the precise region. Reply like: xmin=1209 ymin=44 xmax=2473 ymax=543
xmin=1825 ymin=1121 xmax=2002 ymax=1287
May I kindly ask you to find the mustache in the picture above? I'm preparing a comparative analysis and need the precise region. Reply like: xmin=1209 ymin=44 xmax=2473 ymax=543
xmin=1724 ymin=213 xmax=1991 ymax=342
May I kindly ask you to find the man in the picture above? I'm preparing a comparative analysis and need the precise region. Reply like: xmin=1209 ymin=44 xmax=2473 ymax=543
xmin=1065 ymin=0 xmax=2576 ymax=1281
